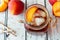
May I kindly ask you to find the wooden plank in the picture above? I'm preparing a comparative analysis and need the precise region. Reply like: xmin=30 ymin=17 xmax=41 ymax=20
xmin=7 ymin=0 xmax=25 ymax=40
xmin=0 ymin=12 xmax=5 ymax=40
xmin=46 ymin=0 xmax=54 ymax=40
xmin=37 ymin=0 xmax=48 ymax=40
xmin=46 ymin=0 xmax=60 ymax=40
xmin=26 ymin=0 xmax=47 ymax=40
xmin=0 ymin=0 xmax=60 ymax=40
xmin=7 ymin=10 xmax=25 ymax=40
xmin=0 ymin=1 xmax=5 ymax=40
xmin=26 ymin=0 xmax=36 ymax=40
xmin=37 ymin=0 xmax=47 ymax=40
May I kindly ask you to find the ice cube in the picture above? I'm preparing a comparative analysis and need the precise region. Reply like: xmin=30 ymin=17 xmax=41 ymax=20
xmin=34 ymin=13 xmax=40 ymax=16
xmin=35 ymin=18 xmax=45 ymax=26
xmin=40 ymin=11 xmax=46 ymax=17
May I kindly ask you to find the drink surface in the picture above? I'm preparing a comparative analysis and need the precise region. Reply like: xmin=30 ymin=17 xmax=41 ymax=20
xmin=25 ymin=4 xmax=49 ymax=32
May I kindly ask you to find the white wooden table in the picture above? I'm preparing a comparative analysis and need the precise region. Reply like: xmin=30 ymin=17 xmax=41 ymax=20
xmin=0 ymin=0 xmax=60 ymax=40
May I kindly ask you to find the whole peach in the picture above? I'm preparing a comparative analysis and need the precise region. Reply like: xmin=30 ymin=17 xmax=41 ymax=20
xmin=8 ymin=0 xmax=24 ymax=15
xmin=49 ymin=0 xmax=57 ymax=5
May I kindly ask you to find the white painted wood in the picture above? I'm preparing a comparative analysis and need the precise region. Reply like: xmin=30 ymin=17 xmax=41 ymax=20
xmin=0 ymin=0 xmax=60 ymax=40
xmin=0 ymin=9 xmax=5 ymax=40
xmin=0 ymin=12 xmax=5 ymax=23
xmin=0 ymin=0 xmax=6 ymax=40
xmin=7 ymin=9 xmax=25 ymax=40
xmin=46 ymin=0 xmax=60 ymax=40
xmin=46 ymin=0 xmax=53 ymax=40
xmin=7 ymin=0 xmax=25 ymax=40
xmin=27 ymin=0 xmax=37 ymax=40
xmin=27 ymin=0 xmax=47 ymax=40
xmin=46 ymin=0 xmax=55 ymax=40
xmin=0 ymin=24 xmax=4 ymax=40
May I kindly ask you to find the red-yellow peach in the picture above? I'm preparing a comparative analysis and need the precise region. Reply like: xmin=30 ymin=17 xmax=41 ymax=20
xmin=8 ymin=0 xmax=24 ymax=15
xmin=52 ymin=2 xmax=60 ymax=17
xmin=49 ymin=0 xmax=57 ymax=5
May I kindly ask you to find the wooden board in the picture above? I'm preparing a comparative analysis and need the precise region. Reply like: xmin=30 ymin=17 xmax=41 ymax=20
xmin=0 ymin=0 xmax=60 ymax=40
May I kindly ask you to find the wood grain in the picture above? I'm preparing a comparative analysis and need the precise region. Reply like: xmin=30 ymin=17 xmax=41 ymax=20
xmin=0 ymin=0 xmax=60 ymax=40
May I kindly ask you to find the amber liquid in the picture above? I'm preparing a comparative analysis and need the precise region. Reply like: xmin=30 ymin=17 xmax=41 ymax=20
xmin=25 ymin=8 xmax=48 ymax=32
xmin=24 ymin=23 xmax=49 ymax=32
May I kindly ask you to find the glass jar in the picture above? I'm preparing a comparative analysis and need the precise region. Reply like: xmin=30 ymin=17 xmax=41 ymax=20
xmin=24 ymin=4 xmax=50 ymax=32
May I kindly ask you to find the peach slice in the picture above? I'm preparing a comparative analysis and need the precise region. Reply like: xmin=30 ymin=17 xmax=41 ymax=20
xmin=35 ymin=18 xmax=45 ymax=26
xmin=0 ymin=0 xmax=8 ymax=12
xmin=52 ymin=2 xmax=60 ymax=17
xmin=53 ymin=9 xmax=60 ymax=16
xmin=26 ymin=6 xmax=38 ymax=23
